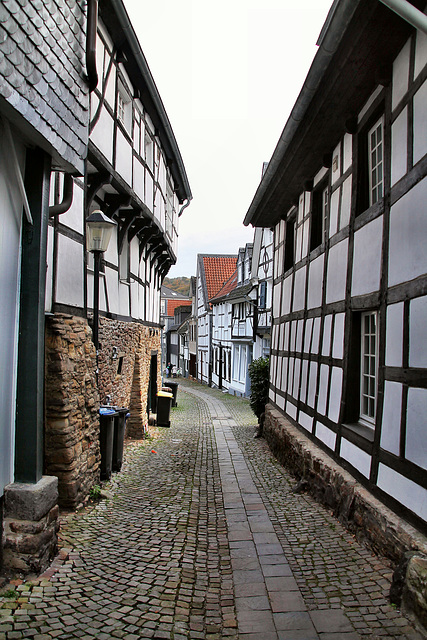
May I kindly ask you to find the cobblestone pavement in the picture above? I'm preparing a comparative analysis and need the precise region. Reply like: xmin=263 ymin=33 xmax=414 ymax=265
xmin=0 ymin=378 xmax=425 ymax=640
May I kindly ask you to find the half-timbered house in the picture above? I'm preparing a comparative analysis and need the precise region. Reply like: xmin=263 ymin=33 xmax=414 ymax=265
xmin=0 ymin=0 xmax=89 ymax=574
xmin=45 ymin=0 xmax=191 ymax=509
xmin=196 ymin=254 xmax=237 ymax=386
xmin=244 ymin=0 xmax=427 ymax=549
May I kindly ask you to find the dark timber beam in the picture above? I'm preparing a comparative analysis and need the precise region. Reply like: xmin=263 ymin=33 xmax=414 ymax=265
xmin=15 ymin=148 xmax=51 ymax=483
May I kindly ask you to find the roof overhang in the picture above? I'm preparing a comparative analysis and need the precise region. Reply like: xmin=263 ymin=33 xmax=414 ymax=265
xmin=101 ymin=0 xmax=192 ymax=205
xmin=244 ymin=0 xmax=422 ymax=228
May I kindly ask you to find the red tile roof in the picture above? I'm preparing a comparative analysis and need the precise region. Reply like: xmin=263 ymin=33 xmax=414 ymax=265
xmin=167 ymin=299 xmax=191 ymax=316
xmin=202 ymin=255 xmax=237 ymax=302
xmin=210 ymin=269 xmax=237 ymax=302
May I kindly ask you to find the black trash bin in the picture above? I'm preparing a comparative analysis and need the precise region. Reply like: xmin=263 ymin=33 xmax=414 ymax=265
xmin=156 ymin=391 xmax=173 ymax=427
xmin=164 ymin=380 xmax=178 ymax=407
xmin=99 ymin=407 xmax=117 ymax=480
xmin=112 ymin=408 xmax=129 ymax=472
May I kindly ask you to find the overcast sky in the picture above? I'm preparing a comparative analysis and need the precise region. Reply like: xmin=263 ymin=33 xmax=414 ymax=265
xmin=123 ymin=0 xmax=334 ymax=277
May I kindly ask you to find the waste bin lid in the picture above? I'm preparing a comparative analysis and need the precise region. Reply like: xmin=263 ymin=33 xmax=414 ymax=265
xmin=99 ymin=407 xmax=117 ymax=416
xmin=157 ymin=391 xmax=173 ymax=398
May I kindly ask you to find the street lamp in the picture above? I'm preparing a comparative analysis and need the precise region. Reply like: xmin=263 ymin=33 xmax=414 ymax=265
xmin=86 ymin=210 xmax=116 ymax=352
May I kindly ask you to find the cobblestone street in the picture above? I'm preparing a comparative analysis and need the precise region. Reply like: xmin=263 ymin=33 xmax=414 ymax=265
xmin=0 ymin=378 xmax=425 ymax=640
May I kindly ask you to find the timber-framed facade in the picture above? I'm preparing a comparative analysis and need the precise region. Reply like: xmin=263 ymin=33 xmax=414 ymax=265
xmin=245 ymin=0 xmax=427 ymax=536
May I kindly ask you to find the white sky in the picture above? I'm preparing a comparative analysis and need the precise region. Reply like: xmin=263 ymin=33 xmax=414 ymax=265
xmin=123 ymin=0 xmax=334 ymax=277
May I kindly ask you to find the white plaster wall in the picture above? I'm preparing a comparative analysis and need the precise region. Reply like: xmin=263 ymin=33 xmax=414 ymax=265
xmin=406 ymin=387 xmax=427 ymax=470
xmin=391 ymin=108 xmax=408 ymax=186
xmin=326 ymin=239 xmax=348 ymax=304
xmin=343 ymin=133 xmax=352 ymax=173
xmin=105 ymin=266 xmax=119 ymax=315
xmin=332 ymin=313 xmax=345 ymax=360
xmin=286 ymin=400 xmax=297 ymax=420
xmin=340 ymin=439 xmax=371 ymax=478
xmin=316 ymin=422 xmax=337 ymax=450
xmin=414 ymin=28 xmax=427 ymax=79
xmin=280 ymin=356 xmax=288 ymax=392
xmin=409 ymin=295 xmax=427 ymax=367
xmin=307 ymin=254 xmax=324 ymax=309
xmin=116 ymin=128 xmax=133 ymax=186
xmin=392 ymin=39 xmax=410 ymax=110
xmin=103 ymin=226 xmax=118 ymax=267
xmin=130 ymin=281 xmax=139 ymax=319
xmin=386 ymin=302 xmax=404 ymax=367
xmin=300 ymin=360 xmax=309 ymax=404
xmin=329 ymin=187 xmax=340 ymax=238
xmin=145 ymin=173 xmax=154 ymax=212
xmin=413 ymin=79 xmax=427 ymax=165
xmin=87 ymin=270 xmax=107 ymax=313
xmin=340 ymin=177 xmax=352 ymax=231
xmin=276 ymin=393 xmax=285 ymax=410
xmin=317 ymin=364 xmax=329 ymax=416
xmin=380 ymin=381 xmax=402 ymax=456
xmin=133 ymin=157 xmax=144 ymax=202
xmin=351 ymin=216 xmax=383 ymax=297
xmin=0 ymin=132 xmax=24 ymax=493
xmin=292 ymin=266 xmax=306 ymax=312
xmin=296 ymin=320 xmax=304 ymax=353
xmin=328 ymin=366 xmax=343 ymax=424
xmin=304 ymin=318 xmax=313 ymax=353
xmin=119 ymin=282 xmax=130 ymax=316
xmin=378 ymin=464 xmax=427 ymax=522
xmin=389 ymin=178 xmax=427 ymax=286
xmin=281 ymin=275 xmax=293 ymax=316
xmin=322 ymin=314 xmax=332 ymax=356
xmin=56 ymin=236 xmax=84 ymax=307
xmin=312 ymin=317 xmax=321 ymax=354
xmin=299 ymin=410 xmax=313 ymax=433
xmin=307 ymin=361 xmax=318 ymax=408
xmin=91 ymin=107 xmax=114 ymax=164
xmin=60 ymin=181 xmax=84 ymax=234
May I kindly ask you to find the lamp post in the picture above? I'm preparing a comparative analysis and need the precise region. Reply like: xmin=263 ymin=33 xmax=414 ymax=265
xmin=86 ymin=210 xmax=116 ymax=353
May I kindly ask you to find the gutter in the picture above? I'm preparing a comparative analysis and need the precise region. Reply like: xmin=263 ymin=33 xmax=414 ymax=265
xmin=379 ymin=0 xmax=427 ymax=33
xmin=108 ymin=0 xmax=192 ymax=205
xmin=243 ymin=0 xmax=362 ymax=227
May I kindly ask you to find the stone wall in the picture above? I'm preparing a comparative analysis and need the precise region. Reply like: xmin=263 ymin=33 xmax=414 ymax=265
xmin=264 ymin=405 xmax=427 ymax=562
xmin=98 ymin=318 xmax=161 ymax=439
xmin=44 ymin=314 xmax=162 ymax=509
xmin=45 ymin=314 xmax=100 ymax=509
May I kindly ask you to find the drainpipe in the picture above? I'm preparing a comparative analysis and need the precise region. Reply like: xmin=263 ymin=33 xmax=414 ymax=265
xmin=178 ymin=198 xmax=192 ymax=218
xmin=86 ymin=0 xmax=99 ymax=92
xmin=378 ymin=0 xmax=427 ymax=33
xmin=49 ymin=174 xmax=74 ymax=218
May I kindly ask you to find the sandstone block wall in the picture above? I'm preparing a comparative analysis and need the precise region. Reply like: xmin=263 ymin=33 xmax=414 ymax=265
xmin=98 ymin=319 xmax=161 ymax=439
xmin=44 ymin=314 xmax=162 ymax=509
xmin=45 ymin=314 xmax=100 ymax=509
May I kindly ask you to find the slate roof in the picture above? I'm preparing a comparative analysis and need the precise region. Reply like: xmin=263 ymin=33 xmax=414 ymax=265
xmin=0 ymin=0 xmax=88 ymax=174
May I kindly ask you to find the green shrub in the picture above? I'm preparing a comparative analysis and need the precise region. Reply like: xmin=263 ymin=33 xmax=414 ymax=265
xmin=248 ymin=356 xmax=270 ymax=420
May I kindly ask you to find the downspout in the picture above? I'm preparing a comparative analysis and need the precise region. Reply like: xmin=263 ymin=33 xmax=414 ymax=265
xmin=378 ymin=0 xmax=427 ymax=33
xmin=178 ymin=197 xmax=192 ymax=217
xmin=86 ymin=0 xmax=99 ymax=92
xmin=49 ymin=174 xmax=74 ymax=218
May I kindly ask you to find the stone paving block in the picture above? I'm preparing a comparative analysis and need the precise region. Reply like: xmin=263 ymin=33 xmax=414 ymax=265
xmin=236 ymin=609 xmax=276 ymax=633
xmin=310 ymin=609 xmax=354 ymax=633
xmin=234 ymin=582 xmax=268 ymax=598
xmin=265 ymin=576 xmax=299 ymax=592
xmin=270 ymin=591 xmax=307 ymax=612
xmin=273 ymin=611 xmax=317 ymax=631
xmin=235 ymin=595 xmax=271 ymax=611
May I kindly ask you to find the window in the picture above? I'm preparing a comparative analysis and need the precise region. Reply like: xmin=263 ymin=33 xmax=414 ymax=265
xmin=310 ymin=179 xmax=329 ymax=251
xmin=345 ymin=310 xmax=379 ymax=429
xmin=117 ymin=84 xmax=131 ymax=132
xmin=356 ymin=111 xmax=385 ymax=215
xmin=284 ymin=215 xmax=295 ymax=272
xmin=259 ymin=281 xmax=267 ymax=309
xmin=368 ymin=117 xmax=384 ymax=206
xmin=360 ymin=311 xmax=378 ymax=426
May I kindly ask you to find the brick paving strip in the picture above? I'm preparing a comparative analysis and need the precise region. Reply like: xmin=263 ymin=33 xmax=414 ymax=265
xmin=0 ymin=378 xmax=424 ymax=640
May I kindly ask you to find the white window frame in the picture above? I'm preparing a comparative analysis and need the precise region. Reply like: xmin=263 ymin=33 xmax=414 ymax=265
xmin=368 ymin=116 xmax=384 ymax=206
xmin=321 ymin=185 xmax=329 ymax=242
xmin=117 ymin=84 xmax=132 ymax=133
xmin=360 ymin=310 xmax=378 ymax=427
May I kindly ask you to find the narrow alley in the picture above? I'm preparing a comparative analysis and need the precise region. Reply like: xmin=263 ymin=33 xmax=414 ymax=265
xmin=0 ymin=379 xmax=424 ymax=640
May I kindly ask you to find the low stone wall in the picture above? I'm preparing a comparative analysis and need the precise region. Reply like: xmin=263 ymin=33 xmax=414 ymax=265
xmin=264 ymin=404 xmax=427 ymax=632
xmin=45 ymin=314 xmax=100 ymax=509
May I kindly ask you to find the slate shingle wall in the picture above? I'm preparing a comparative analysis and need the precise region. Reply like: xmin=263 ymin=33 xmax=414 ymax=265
xmin=0 ymin=0 xmax=89 ymax=174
